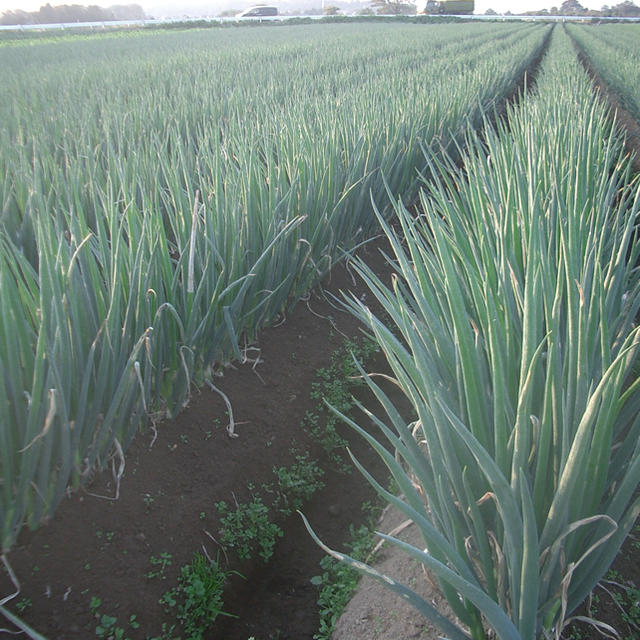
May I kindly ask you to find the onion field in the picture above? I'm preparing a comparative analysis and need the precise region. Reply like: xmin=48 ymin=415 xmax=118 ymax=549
xmin=306 ymin=25 xmax=640 ymax=639
xmin=566 ymin=23 xmax=640 ymax=121
xmin=0 ymin=21 xmax=549 ymax=553
xmin=1 ymin=18 xmax=640 ymax=640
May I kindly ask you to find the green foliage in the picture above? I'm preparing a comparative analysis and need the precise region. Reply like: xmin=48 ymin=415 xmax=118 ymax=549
xmin=146 ymin=552 xmax=173 ymax=580
xmin=14 ymin=598 xmax=32 ymax=613
xmin=311 ymin=502 xmax=383 ymax=640
xmin=89 ymin=596 xmax=102 ymax=614
xmin=210 ymin=338 xmax=380 ymax=571
xmin=0 ymin=20 xmax=551 ymax=551
xmin=306 ymin=27 xmax=640 ymax=640
xmin=160 ymin=552 xmax=239 ymax=640
xmin=567 ymin=23 xmax=640 ymax=122
xmin=305 ymin=337 xmax=382 ymax=470
xmin=564 ymin=560 xmax=640 ymax=640
xmin=145 ymin=622 xmax=179 ymax=640
xmin=95 ymin=615 xmax=119 ymax=639
xmin=272 ymin=452 xmax=325 ymax=516
xmin=215 ymin=496 xmax=283 ymax=562
xmin=88 ymin=596 xmax=140 ymax=640
xmin=606 ymin=570 xmax=640 ymax=634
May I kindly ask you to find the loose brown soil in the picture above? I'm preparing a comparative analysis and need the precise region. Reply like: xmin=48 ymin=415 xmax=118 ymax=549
xmin=0 ymin=238 xmax=403 ymax=640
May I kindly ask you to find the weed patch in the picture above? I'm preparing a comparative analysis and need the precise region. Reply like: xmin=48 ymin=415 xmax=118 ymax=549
xmin=215 ymin=495 xmax=284 ymax=563
xmin=311 ymin=502 xmax=383 ymax=640
xmin=160 ymin=552 xmax=241 ymax=640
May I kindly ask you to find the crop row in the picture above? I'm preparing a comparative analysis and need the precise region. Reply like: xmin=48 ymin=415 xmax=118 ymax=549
xmin=0 ymin=22 xmax=550 ymax=552
xmin=306 ymin=26 xmax=640 ymax=639
xmin=566 ymin=23 xmax=640 ymax=122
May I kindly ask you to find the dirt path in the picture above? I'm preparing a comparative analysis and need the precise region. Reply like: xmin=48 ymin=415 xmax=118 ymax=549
xmin=330 ymin=506 xmax=455 ymax=640
xmin=0 ymin=238 xmax=397 ymax=640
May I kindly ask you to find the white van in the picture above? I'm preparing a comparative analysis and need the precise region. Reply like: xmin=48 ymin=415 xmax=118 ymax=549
xmin=236 ymin=5 xmax=279 ymax=17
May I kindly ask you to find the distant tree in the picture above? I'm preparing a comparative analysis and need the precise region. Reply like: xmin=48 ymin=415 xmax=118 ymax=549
xmin=372 ymin=0 xmax=417 ymax=13
xmin=37 ymin=2 xmax=57 ymax=22
xmin=0 ymin=3 xmax=146 ymax=25
xmin=559 ymin=0 xmax=587 ymax=13
xmin=323 ymin=4 xmax=341 ymax=13
xmin=484 ymin=7 xmax=498 ymax=13
xmin=0 ymin=9 xmax=33 ymax=24
xmin=611 ymin=0 xmax=640 ymax=15
xmin=109 ymin=4 xmax=146 ymax=19
xmin=550 ymin=4 xmax=559 ymax=11
xmin=359 ymin=5 xmax=376 ymax=12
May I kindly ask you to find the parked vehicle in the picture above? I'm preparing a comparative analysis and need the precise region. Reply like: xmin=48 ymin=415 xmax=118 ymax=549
xmin=423 ymin=0 xmax=474 ymax=13
xmin=236 ymin=5 xmax=279 ymax=17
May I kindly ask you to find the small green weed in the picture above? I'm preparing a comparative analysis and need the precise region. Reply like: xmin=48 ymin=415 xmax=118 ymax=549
xmin=147 ymin=552 xmax=173 ymax=579
xmin=311 ymin=500 xmax=383 ymax=640
xmin=160 ymin=551 xmax=240 ymax=640
xmin=95 ymin=530 xmax=115 ymax=542
xmin=215 ymin=495 xmax=283 ymax=562
xmin=14 ymin=597 xmax=32 ymax=613
xmin=89 ymin=595 xmax=140 ymax=640
xmin=305 ymin=337 xmax=379 ymax=471
xmin=272 ymin=452 xmax=325 ymax=516
xmin=143 ymin=494 xmax=154 ymax=510
xmin=95 ymin=614 xmax=119 ymax=639
xmin=604 ymin=569 xmax=640 ymax=636
xmin=145 ymin=622 xmax=179 ymax=640
xmin=89 ymin=596 xmax=102 ymax=614
xmin=564 ymin=561 xmax=640 ymax=640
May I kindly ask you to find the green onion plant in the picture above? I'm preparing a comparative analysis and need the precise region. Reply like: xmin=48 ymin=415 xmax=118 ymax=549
xmin=304 ymin=27 xmax=640 ymax=639
xmin=0 ymin=22 xmax=549 ymax=551
xmin=566 ymin=23 xmax=640 ymax=123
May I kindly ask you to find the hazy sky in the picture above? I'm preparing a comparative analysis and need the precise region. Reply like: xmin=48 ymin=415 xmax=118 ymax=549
xmin=0 ymin=0 xmax=610 ymax=19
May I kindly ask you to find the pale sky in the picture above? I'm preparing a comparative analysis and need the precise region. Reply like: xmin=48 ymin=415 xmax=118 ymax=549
xmin=0 ymin=0 xmax=611 ymax=19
